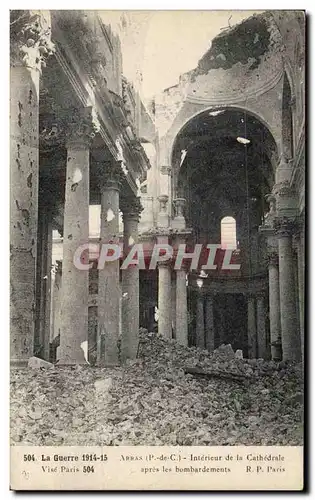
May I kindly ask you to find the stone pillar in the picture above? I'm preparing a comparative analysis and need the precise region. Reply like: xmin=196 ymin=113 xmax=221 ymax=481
xmin=35 ymin=205 xmax=50 ymax=358
xmin=171 ymin=277 xmax=176 ymax=338
xmin=58 ymin=109 xmax=97 ymax=365
xmin=268 ymin=253 xmax=282 ymax=360
xmin=158 ymin=262 xmax=172 ymax=338
xmin=256 ymin=293 xmax=267 ymax=359
xmin=296 ymin=229 xmax=305 ymax=360
xmin=50 ymin=262 xmax=62 ymax=344
xmin=276 ymin=220 xmax=301 ymax=361
xmin=120 ymin=197 xmax=142 ymax=362
xmin=43 ymin=220 xmax=53 ymax=360
xmin=175 ymin=269 xmax=188 ymax=345
xmin=10 ymin=11 xmax=54 ymax=365
xmin=196 ymin=292 xmax=205 ymax=349
xmin=98 ymin=172 xmax=121 ymax=366
xmin=247 ymin=294 xmax=256 ymax=358
xmin=205 ymin=295 xmax=215 ymax=352
xmin=36 ymin=211 xmax=53 ymax=361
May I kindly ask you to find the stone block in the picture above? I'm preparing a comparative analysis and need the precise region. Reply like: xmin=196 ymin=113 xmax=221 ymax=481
xmin=28 ymin=356 xmax=54 ymax=369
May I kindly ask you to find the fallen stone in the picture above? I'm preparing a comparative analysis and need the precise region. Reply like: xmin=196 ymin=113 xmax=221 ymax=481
xmin=213 ymin=344 xmax=235 ymax=361
xmin=261 ymin=388 xmax=270 ymax=395
xmin=94 ymin=378 xmax=113 ymax=403
xmin=235 ymin=349 xmax=243 ymax=359
xmin=28 ymin=357 xmax=54 ymax=369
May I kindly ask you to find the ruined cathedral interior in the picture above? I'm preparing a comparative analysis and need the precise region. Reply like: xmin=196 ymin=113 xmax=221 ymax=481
xmin=10 ymin=10 xmax=305 ymax=367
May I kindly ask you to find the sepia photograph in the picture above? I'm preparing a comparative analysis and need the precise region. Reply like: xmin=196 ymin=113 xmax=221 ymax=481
xmin=9 ymin=8 xmax=305 ymax=490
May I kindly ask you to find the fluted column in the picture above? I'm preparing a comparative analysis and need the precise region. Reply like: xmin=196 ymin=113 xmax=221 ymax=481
xmin=196 ymin=292 xmax=205 ymax=348
xmin=59 ymin=109 xmax=97 ymax=365
xmin=158 ymin=262 xmax=172 ymax=338
xmin=97 ymin=170 xmax=121 ymax=366
xmin=276 ymin=219 xmax=301 ymax=361
xmin=268 ymin=253 xmax=282 ymax=360
xmin=256 ymin=293 xmax=267 ymax=359
xmin=247 ymin=294 xmax=256 ymax=358
xmin=175 ymin=269 xmax=188 ymax=345
xmin=205 ymin=295 xmax=215 ymax=352
xmin=120 ymin=197 xmax=142 ymax=362
xmin=10 ymin=11 xmax=54 ymax=365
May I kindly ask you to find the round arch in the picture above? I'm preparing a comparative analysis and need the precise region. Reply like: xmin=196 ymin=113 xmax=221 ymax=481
xmin=169 ymin=105 xmax=280 ymax=169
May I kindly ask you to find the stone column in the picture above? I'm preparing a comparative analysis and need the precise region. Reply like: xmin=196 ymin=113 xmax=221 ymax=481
xmin=98 ymin=171 xmax=121 ymax=366
xmin=247 ymin=294 xmax=256 ymax=358
xmin=175 ymin=269 xmax=188 ymax=346
xmin=36 ymin=212 xmax=53 ymax=361
xmin=171 ymin=277 xmax=176 ymax=338
xmin=256 ymin=293 xmax=267 ymax=359
xmin=276 ymin=219 xmax=301 ymax=361
xmin=196 ymin=292 xmax=205 ymax=348
xmin=34 ymin=205 xmax=50 ymax=358
xmin=50 ymin=262 xmax=62 ymax=343
xmin=205 ymin=295 xmax=215 ymax=352
xmin=120 ymin=197 xmax=142 ymax=362
xmin=58 ymin=109 xmax=97 ymax=365
xmin=268 ymin=253 xmax=282 ymax=360
xmin=10 ymin=11 xmax=54 ymax=365
xmin=158 ymin=262 xmax=172 ymax=338
xmin=295 ymin=229 xmax=305 ymax=360
xmin=43 ymin=220 xmax=53 ymax=360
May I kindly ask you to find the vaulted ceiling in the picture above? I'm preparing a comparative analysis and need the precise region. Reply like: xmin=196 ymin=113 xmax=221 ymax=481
xmin=174 ymin=108 xmax=276 ymax=222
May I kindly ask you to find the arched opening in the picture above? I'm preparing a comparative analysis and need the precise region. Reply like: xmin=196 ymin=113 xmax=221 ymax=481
xmin=172 ymin=107 xmax=278 ymax=353
xmin=221 ymin=216 xmax=237 ymax=249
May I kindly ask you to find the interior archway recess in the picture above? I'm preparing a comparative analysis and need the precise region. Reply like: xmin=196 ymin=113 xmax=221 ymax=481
xmin=172 ymin=107 xmax=278 ymax=244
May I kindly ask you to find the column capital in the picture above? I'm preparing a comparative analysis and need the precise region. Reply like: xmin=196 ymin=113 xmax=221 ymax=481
xmin=66 ymin=107 xmax=100 ymax=149
xmin=10 ymin=10 xmax=55 ymax=72
xmin=121 ymin=196 xmax=143 ymax=222
xmin=272 ymin=180 xmax=294 ymax=198
xmin=157 ymin=260 xmax=173 ymax=269
xmin=267 ymin=251 xmax=279 ymax=267
xmin=95 ymin=160 xmax=124 ymax=192
xmin=274 ymin=216 xmax=298 ymax=237
xmin=160 ymin=165 xmax=172 ymax=175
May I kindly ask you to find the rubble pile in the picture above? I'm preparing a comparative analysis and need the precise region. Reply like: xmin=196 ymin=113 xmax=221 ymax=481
xmin=10 ymin=331 xmax=303 ymax=447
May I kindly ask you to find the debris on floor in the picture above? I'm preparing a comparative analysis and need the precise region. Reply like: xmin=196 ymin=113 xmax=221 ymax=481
xmin=10 ymin=331 xmax=303 ymax=446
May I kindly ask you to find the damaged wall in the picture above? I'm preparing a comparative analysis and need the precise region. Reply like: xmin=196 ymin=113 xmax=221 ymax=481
xmin=154 ymin=11 xmax=291 ymax=166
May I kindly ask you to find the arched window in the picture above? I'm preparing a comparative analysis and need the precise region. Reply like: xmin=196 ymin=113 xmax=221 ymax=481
xmin=221 ymin=216 xmax=237 ymax=249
